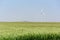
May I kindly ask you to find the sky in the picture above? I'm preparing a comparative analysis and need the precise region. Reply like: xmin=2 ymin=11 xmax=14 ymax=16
xmin=0 ymin=0 xmax=60 ymax=22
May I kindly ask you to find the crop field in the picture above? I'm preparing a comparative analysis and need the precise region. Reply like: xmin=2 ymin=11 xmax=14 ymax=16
xmin=0 ymin=22 xmax=60 ymax=40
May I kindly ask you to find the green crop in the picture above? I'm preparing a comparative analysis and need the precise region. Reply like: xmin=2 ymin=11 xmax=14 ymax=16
xmin=0 ymin=22 xmax=60 ymax=40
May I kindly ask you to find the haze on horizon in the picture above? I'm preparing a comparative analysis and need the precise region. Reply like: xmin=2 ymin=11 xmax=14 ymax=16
xmin=0 ymin=0 xmax=60 ymax=22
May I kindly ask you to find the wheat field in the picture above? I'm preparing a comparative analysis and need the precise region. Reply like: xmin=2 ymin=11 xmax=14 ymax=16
xmin=0 ymin=22 xmax=60 ymax=40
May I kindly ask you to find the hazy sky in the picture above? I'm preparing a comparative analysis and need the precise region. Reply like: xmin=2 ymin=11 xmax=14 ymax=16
xmin=0 ymin=0 xmax=60 ymax=22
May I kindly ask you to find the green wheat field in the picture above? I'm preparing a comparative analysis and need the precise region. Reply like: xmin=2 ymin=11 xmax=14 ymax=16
xmin=0 ymin=22 xmax=60 ymax=40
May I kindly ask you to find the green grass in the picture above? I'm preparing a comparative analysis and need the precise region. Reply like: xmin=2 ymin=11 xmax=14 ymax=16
xmin=0 ymin=22 xmax=60 ymax=40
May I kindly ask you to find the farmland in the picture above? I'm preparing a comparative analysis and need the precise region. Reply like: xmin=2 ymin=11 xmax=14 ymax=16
xmin=0 ymin=22 xmax=60 ymax=40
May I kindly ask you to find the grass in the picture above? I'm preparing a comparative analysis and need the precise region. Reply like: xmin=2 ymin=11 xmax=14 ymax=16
xmin=0 ymin=22 xmax=60 ymax=40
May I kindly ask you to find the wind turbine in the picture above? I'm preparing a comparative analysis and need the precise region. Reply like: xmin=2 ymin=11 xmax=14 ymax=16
xmin=40 ymin=8 xmax=45 ymax=16
xmin=40 ymin=8 xmax=46 ymax=22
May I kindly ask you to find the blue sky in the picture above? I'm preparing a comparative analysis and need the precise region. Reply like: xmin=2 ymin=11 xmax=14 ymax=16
xmin=0 ymin=0 xmax=60 ymax=22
